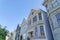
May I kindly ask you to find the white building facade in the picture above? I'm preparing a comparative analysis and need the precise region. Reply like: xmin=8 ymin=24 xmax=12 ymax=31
xmin=20 ymin=18 xmax=28 ymax=40
xmin=6 ymin=35 xmax=9 ymax=40
xmin=7 ymin=32 xmax=15 ymax=40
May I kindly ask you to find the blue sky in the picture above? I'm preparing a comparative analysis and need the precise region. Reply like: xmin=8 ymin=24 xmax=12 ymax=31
xmin=0 ymin=0 xmax=46 ymax=32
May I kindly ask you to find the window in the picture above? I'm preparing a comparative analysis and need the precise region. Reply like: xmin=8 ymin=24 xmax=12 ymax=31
xmin=55 ymin=13 xmax=60 ymax=25
xmin=47 ymin=7 xmax=49 ymax=12
xmin=47 ymin=4 xmax=50 ymax=12
xmin=52 ymin=0 xmax=58 ymax=8
xmin=35 ymin=27 xmax=38 ymax=36
xmin=57 ymin=0 xmax=60 ymax=4
xmin=32 ymin=12 xmax=34 ymax=15
xmin=38 ymin=13 xmax=42 ymax=20
xmin=47 ymin=0 xmax=59 ymax=12
xmin=49 ymin=3 xmax=53 ymax=10
xmin=45 ymin=4 xmax=47 ymax=8
xmin=40 ymin=26 xmax=45 ymax=36
xmin=33 ymin=16 xmax=37 ymax=23
xmin=28 ymin=20 xmax=31 ymax=25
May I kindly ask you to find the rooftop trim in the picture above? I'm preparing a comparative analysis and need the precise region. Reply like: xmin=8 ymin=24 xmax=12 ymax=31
xmin=42 ymin=0 xmax=48 ymax=5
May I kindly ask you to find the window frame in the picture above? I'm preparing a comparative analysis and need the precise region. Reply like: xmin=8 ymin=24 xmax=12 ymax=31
xmin=33 ymin=16 xmax=37 ymax=23
xmin=28 ymin=19 xmax=31 ymax=25
xmin=35 ymin=27 xmax=38 ymax=37
xmin=38 ymin=13 xmax=42 ymax=20
xmin=40 ymin=25 xmax=45 ymax=37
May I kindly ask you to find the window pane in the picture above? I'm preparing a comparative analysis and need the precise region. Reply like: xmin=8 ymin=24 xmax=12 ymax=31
xmin=55 ymin=13 xmax=60 ymax=25
xmin=38 ymin=13 xmax=42 ymax=20
xmin=40 ymin=26 xmax=45 ymax=36
xmin=57 ymin=20 xmax=60 ymax=25
xmin=28 ymin=20 xmax=31 ymax=25
xmin=32 ymin=12 xmax=34 ymax=15
xmin=56 ymin=13 xmax=60 ymax=19
xmin=33 ymin=16 xmax=37 ymax=23
xmin=40 ymin=26 xmax=44 ymax=32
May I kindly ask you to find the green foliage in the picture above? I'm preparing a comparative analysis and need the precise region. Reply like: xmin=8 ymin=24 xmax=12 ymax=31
xmin=0 ymin=38 xmax=3 ymax=40
xmin=0 ymin=25 xmax=9 ymax=40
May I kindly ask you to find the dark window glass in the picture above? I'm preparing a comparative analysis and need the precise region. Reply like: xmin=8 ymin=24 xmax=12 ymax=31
xmin=55 ymin=13 xmax=60 ymax=25
xmin=33 ymin=16 xmax=37 ymax=23
xmin=40 ymin=26 xmax=45 ymax=36
xmin=45 ymin=5 xmax=47 ymax=8
xmin=28 ymin=20 xmax=31 ymax=25
xmin=38 ymin=13 xmax=42 ymax=20
xmin=32 ymin=12 xmax=34 ymax=15
xmin=40 ymin=26 xmax=44 ymax=32
xmin=56 ymin=13 xmax=60 ymax=19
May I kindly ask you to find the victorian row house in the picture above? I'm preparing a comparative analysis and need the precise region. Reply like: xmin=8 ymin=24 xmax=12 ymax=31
xmin=27 ymin=9 xmax=53 ymax=40
xmin=43 ymin=0 xmax=60 ymax=40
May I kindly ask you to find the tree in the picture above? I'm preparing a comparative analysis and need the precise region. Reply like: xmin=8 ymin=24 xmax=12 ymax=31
xmin=0 ymin=25 xmax=9 ymax=40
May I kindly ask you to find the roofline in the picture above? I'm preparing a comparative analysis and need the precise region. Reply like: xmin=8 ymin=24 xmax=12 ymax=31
xmin=42 ymin=0 xmax=48 ymax=5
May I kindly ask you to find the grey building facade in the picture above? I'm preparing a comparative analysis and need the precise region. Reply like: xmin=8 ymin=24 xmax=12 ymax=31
xmin=27 ymin=9 xmax=53 ymax=40
xmin=43 ymin=0 xmax=60 ymax=40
